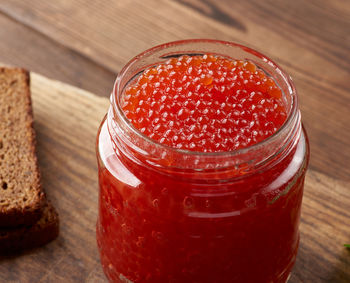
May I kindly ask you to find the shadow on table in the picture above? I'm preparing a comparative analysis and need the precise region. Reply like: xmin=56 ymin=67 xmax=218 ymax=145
xmin=290 ymin=241 xmax=350 ymax=283
xmin=327 ymin=248 xmax=350 ymax=283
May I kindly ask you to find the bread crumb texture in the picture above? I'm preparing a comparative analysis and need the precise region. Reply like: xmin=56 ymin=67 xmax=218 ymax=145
xmin=0 ymin=67 xmax=45 ymax=227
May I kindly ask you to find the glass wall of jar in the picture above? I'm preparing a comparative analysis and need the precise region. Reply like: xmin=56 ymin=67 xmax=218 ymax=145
xmin=96 ymin=40 xmax=309 ymax=283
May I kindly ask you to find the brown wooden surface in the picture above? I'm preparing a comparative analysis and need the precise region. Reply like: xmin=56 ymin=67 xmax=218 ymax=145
xmin=0 ymin=0 xmax=349 ymax=182
xmin=0 ymin=73 xmax=348 ymax=283
xmin=0 ymin=0 xmax=349 ymax=282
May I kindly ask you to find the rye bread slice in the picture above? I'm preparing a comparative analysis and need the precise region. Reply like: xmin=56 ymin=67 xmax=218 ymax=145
xmin=0 ymin=67 xmax=45 ymax=227
xmin=0 ymin=201 xmax=59 ymax=253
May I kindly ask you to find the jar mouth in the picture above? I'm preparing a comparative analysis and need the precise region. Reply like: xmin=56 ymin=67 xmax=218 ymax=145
xmin=110 ymin=39 xmax=299 ymax=170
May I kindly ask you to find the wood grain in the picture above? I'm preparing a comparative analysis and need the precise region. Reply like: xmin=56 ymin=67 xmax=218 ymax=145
xmin=0 ymin=73 xmax=108 ymax=282
xmin=0 ymin=11 xmax=116 ymax=97
xmin=0 ymin=73 xmax=348 ymax=282
xmin=0 ymin=0 xmax=349 ymax=182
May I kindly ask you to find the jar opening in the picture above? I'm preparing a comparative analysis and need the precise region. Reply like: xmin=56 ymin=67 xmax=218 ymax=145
xmin=109 ymin=39 xmax=300 ymax=172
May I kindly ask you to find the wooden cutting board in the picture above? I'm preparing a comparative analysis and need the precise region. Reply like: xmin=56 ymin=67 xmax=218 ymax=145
xmin=0 ymin=73 xmax=349 ymax=282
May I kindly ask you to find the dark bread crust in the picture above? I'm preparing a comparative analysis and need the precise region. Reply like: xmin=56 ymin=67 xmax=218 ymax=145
xmin=0 ymin=201 xmax=59 ymax=253
xmin=0 ymin=191 xmax=45 ymax=227
xmin=0 ymin=67 xmax=46 ymax=227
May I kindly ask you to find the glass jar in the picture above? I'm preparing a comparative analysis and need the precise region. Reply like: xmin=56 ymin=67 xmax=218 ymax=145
xmin=96 ymin=39 xmax=309 ymax=283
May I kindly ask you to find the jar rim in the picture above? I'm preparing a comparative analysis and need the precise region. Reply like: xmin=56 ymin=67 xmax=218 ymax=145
xmin=110 ymin=39 xmax=299 ymax=171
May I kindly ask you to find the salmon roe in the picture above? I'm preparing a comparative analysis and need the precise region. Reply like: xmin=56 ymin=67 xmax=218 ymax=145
xmin=121 ymin=54 xmax=287 ymax=152
xmin=97 ymin=42 xmax=310 ymax=283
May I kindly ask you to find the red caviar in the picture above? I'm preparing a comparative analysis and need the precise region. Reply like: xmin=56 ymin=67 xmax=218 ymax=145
xmin=122 ymin=54 xmax=287 ymax=152
xmin=96 ymin=41 xmax=309 ymax=283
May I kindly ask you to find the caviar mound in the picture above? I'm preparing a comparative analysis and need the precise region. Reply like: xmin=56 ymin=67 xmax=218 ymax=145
xmin=121 ymin=54 xmax=287 ymax=152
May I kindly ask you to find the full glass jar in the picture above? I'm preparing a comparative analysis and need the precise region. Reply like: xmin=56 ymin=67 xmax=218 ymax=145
xmin=96 ymin=39 xmax=309 ymax=283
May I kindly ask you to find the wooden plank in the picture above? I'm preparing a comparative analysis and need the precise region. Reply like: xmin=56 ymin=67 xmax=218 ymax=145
xmin=0 ymin=73 xmax=108 ymax=282
xmin=0 ymin=0 xmax=349 ymax=181
xmin=292 ymin=170 xmax=350 ymax=283
xmin=1 ymin=0 xmax=348 ymax=86
xmin=0 ymin=73 xmax=348 ymax=282
xmin=0 ymin=12 xmax=116 ymax=97
xmin=175 ymin=0 xmax=350 ymax=182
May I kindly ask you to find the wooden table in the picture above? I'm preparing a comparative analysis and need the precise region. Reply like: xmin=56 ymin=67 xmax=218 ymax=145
xmin=0 ymin=1 xmax=349 ymax=282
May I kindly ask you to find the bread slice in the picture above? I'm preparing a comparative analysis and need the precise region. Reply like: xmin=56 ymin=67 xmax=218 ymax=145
xmin=0 ymin=201 xmax=59 ymax=252
xmin=0 ymin=67 xmax=46 ymax=227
